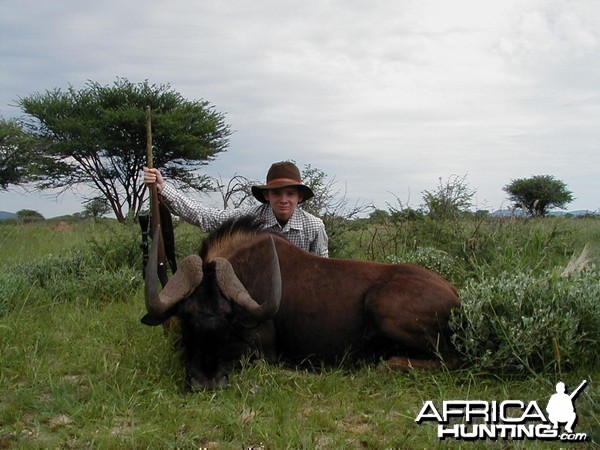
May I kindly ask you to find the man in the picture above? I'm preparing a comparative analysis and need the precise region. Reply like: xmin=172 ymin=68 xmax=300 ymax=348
xmin=143 ymin=161 xmax=328 ymax=257
xmin=546 ymin=381 xmax=582 ymax=434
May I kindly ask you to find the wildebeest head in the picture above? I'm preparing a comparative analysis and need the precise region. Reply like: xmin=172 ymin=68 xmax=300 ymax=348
xmin=142 ymin=223 xmax=282 ymax=390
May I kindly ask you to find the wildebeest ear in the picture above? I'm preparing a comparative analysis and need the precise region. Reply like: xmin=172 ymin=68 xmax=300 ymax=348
xmin=140 ymin=306 xmax=178 ymax=326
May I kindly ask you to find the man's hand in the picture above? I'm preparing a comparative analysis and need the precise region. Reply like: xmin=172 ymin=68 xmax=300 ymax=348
xmin=143 ymin=167 xmax=165 ymax=192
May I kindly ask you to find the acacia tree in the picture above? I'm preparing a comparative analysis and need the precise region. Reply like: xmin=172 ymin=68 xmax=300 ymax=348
xmin=0 ymin=116 xmax=49 ymax=189
xmin=82 ymin=196 xmax=112 ymax=220
xmin=18 ymin=78 xmax=231 ymax=222
xmin=504 ymin=175 xmax=573 ymax=217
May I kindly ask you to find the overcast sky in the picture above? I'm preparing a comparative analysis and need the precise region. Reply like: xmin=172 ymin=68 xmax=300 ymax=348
xmin=1 ymin=0 xmax=599 ymax=217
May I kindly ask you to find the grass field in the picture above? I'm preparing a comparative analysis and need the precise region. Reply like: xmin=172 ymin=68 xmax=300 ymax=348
xmin=0 ymin=218 xmax=598 ymax=449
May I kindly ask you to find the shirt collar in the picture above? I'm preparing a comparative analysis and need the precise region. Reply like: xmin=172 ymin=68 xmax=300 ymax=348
xmin=263 ymin=206 xmax=303 ymax=231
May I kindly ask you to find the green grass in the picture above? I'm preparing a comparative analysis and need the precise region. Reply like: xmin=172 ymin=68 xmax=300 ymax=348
xmin=337 ymin=216 xmax=600 ymax=285
xmin=0 ymin=221 xmax=84 ymax=267
xmin=0 ymin=218 xmax=599 ymax=448
xmin=2 ymin=295 xmax=597 ymax=449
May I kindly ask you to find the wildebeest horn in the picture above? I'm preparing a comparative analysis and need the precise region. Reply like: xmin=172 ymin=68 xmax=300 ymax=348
xmin=214 ymin=235 xmax=281 ymax=320
xmin=145 ymin=227 xmax=203 ymax=317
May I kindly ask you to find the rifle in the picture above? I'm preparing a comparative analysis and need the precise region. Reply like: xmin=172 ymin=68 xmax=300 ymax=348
xmin=569 ymin=379 xmax=588 ymax=400
xmin=139 ymin=197 xmax=177 ymax=280
xmin=144 ymin=105 xmax=169 ymax=287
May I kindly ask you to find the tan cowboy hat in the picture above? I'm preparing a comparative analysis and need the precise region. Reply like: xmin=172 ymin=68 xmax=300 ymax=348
xmin=251 ymin=161 xmax=314 ymax=204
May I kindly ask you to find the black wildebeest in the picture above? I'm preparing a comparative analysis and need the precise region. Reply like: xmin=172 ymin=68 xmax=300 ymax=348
xmin=143 ymin=217 xmax=460 ymax=390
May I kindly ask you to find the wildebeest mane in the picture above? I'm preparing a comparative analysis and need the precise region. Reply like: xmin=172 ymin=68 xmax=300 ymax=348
xmin=200 ymin=215 xmax=268 ymax=262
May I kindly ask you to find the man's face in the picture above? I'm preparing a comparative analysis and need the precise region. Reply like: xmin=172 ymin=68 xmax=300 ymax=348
xmin=263 ymin=187 xmax=303 ymax=222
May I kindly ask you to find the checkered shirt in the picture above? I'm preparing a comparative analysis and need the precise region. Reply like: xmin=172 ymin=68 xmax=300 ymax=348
xmin=160 ymin=184 xmax=329 ymax=257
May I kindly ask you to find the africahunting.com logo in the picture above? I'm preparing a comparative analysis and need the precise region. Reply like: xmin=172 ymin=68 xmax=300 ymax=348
xmin=415 ymin=380 xmax=588 ymax=442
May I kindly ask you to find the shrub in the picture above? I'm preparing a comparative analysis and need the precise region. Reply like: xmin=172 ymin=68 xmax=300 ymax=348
xmin=9 ymin=253 xmax=90 ymax=287
xmin=449 ymin=267 xmax=600 ymax=374
xmin=85 ymin=223 xmax=142 ymax=270
xmin=387 ymin=247 xmax=463 ymax=283
xmin=172 ymin=221 xmax=206 ymax=259
xmin=1 ymin=249 xmax=140 ymax=318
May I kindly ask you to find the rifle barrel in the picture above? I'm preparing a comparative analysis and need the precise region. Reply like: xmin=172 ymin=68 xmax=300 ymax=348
xmin=569 ymin=379 xmax=588 ymax=399
xmin=145 ymin=106 xmax=153 ymax=169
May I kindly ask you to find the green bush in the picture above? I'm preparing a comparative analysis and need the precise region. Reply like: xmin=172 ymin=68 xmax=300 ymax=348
xmin=172 ymin=221 xmax=206 ymax=259
xmin=0 ymin=236 xmax=141 ymax=318
xmin=85 ymin=223 xmax=143 ymax=270
xmin=449 ymin=267 xmax=600 ymax=374
xmin=386 ymin=247 xmax=464 ymax=282
xmin=9 ymin=253 xmax=90 ymax=287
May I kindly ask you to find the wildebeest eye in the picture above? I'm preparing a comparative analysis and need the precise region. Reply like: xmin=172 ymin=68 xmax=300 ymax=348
xmin=231 ymin=313 xmax=260 ymax=329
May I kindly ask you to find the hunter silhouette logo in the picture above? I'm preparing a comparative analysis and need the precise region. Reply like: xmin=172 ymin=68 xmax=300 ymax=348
xmin=546 ymin=379 xmax=587 ymax=434
xmin=415 ymin=379 xmax=589 ymax=442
